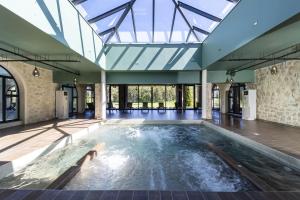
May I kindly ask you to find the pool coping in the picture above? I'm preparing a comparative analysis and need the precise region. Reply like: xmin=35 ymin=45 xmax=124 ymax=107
xmin=202 ymin=121 xmax=300 ymax=171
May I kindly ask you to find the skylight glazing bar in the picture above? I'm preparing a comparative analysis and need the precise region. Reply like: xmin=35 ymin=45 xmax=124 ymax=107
xmin=99 ymin=27 xmax=115 ymax=36
xmin=106 ymin=0 xmax=136 ymax=43
xmin=193 ymin=26 xmax=209 ymax=35
xmin=116 ymin=31 xmax=121 ymax=42
xmin=105 ymin=30 xmax=116 ymax=43
xmin=186 ymin=29 xmax=192 ymax=42
xmin=171 ymin=0 xmax=200 ymax=42
xmin=178 ymin=1 xmax=222 ymax=22
xmin=226 ymin=0 xmax=239 ymax=3
xmin=152 ymin=0 xmax=155 ymax=43
xmin=88 ymin=2 xmax=131 ymax=23
xmin=169 ymin=6 xmax=177 ymax=43
xmin=72 ymin=0 xmax=87 ymax=5
xmin=131 ymin=8 xmax=137 ymax=42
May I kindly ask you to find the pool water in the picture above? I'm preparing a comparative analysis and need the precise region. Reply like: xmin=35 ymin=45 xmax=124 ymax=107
xmin=0 ymin=124 xmax=299 ymax=191
xmin=65 ymin=125 xmax=255 ymax=191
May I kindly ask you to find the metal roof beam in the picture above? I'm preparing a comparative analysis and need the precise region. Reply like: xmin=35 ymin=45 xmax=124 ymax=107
xmin=178 ymin=1 xmax=221 ymax=22
xmin=226 ymin=0 xmax=239 ymax=3
xmin=172 ymin=0 xmax=200 ymax=42
xmin=193 ymin=26 xmax=210 ymax=35
xmin=99 ymin=27 xmax=115 ymax=36
xmin=88 ymin=1 xmax=131 ymax=23
xmin=72 ymin=0 xmax=88 ymax=5
xmin=105 ymin=0 xmax=136 ymax=43
xmin=131 ymin=8 xmax=137 ymax=42
xmin=169 ymin=7 xmax=177 ymax=43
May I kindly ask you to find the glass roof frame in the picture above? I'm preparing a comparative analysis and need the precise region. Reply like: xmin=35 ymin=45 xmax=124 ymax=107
xmin=72 ymin=0 xmax=239 ymax=44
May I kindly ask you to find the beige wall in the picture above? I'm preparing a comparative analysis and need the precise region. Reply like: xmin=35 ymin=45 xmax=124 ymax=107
xmin=0 ymin=61 xmax=58 ymax=125
xmin=256 ymin=60 xmax=300 ymax=127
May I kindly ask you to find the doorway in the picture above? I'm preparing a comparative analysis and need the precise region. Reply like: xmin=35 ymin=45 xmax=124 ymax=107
xmin=228 ymin=84 xmax=245 ymax=115
xmin=62 ymin=85 xmax=78 ymax=116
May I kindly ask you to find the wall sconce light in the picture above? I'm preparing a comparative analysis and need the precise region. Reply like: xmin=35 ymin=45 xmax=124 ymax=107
xmin=32 ymin=66 xmax=40 ymax=77
xmin=270 ymin=65 xmax=278 ymax=75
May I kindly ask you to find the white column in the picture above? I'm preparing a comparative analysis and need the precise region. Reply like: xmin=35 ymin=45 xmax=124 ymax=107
xmin=202 ymin=70 xmax=212 ymax=119
xmin=95 ymin=70 xmax=106 ymax=120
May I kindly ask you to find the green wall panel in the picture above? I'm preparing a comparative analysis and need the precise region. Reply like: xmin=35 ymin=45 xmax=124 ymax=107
xmin=106 ymin=71 xmax=201 ymax=84
xmin=207 ymin=70 xmax=255 ymax=83
xmin=202 ymin=0 xmax=300 ymax=68
xmin=105 ymin=43 xmax=202 ymax=71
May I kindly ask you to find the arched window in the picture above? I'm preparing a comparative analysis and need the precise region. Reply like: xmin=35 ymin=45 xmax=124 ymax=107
xmin=0 ymin=66 xmax=20 ymax=123
xmin=212 ymin=84 xmax=220 ymax=110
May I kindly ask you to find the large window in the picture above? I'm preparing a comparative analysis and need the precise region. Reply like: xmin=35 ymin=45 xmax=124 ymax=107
xmin=212 ymin=84 xmax=220 ymax=110
xmin=195 ymin=85 xmax=202 ymax=108
xmin=184 ymin=85 xmax=195 ymax=109
xmin=166 ymin=85 xmax=176 ymax=108
xmin=127 ymin=85 xmax=139 ymax=108
xmin=107 ymin=85 xmax=119 ymax=109
xmin=139 ymin=86 xmax=152 ymax=108
xmin=153 ymin=86 xmax=166 ymax=109
xmin=0 ymin=66 xmax=19 ymax=123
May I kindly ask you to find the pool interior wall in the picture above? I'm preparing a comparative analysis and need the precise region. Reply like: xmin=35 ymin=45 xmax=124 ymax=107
xmin=0 ymin=121 xmax=299 ymax=191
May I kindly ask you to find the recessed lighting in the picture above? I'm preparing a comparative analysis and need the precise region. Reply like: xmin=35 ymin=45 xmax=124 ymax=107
xmin=253 ymin=21 xmax=258 ymax=26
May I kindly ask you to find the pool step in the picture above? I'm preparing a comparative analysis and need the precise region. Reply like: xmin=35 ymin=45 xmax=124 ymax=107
xmin=207 ymin=143 xmax=275 ymax=192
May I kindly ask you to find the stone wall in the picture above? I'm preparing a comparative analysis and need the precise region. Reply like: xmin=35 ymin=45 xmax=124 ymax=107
xmin=256 ymin=61 xmax=300 ymax=127
xmin=0 ymin=61 xmax=58 ymax=125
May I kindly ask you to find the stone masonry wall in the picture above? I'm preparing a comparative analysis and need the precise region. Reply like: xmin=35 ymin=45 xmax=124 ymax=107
xmin=256 ymin=60 xmax=300 ymax=127
xmin=0 ymin=61 xmax=58 ymax=124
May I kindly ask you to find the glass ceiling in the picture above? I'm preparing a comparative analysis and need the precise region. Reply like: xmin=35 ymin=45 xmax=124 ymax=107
xmin=73 ymin=0 xmax=239 ymax=44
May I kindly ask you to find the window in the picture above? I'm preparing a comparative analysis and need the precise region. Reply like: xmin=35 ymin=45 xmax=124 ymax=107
xmin=127 ymin=85 xmax=139 ymax=108
xmin=0 ymin=66 xmax=19 ymax=123
xmin=107 ymin=85 xmax=119 ymax=109
xmin=85 ymin=85 xmax=95 ymax=110
xmin=184 ymin=85 xmax=195 ymax=109
xmin=212 ymin=84 xmax=220 ymax=110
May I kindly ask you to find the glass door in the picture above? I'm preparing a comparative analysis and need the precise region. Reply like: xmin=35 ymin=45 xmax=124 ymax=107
xmin=139 ymin=86 xmax=152 ymax=108
xmin=184 ymin=85 xmax=195 ymax=109
xmin=152 ymin=85 xmax=165 ymax=109
xmin=127 ymin=85 xmax=139 ymax=109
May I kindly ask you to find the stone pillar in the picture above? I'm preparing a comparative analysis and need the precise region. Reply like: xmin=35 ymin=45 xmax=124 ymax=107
xmin=76 ymin=84 xmax=86 ymax=113
xmin=219 ymin=83 xmax=231 ymax=114
xmin=201 ymin=70 xmax=212 ymax=119
xmin=95 ymin=71 xmax=106 ymax=120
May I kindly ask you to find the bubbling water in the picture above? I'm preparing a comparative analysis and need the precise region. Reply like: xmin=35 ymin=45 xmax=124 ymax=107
xmin=65 ymin=125 xmax=253 ymax=191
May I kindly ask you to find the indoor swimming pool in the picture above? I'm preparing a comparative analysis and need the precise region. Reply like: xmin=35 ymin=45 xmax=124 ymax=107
xmin=0 ymin=124 xmax=299 ymax=191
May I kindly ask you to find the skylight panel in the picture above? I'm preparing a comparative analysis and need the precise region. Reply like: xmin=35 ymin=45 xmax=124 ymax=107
xmin=118 ymin=13 xmax=135 ymax=43
xmin=73 ymin=0 xmax=239 ymax=44
xmin=154 ymin=0 xmax=174 ymax=43
xmin=171 ymin=12 xmax=191 ymax=43
xmin=133 ymin=0 xmax=152 ymax=43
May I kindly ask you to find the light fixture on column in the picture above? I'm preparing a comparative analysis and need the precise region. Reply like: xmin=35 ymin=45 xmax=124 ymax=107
xmin=32 ymin=62 xmax=40 ymax=77
xmin=74 ymin=77 xmax=77 ymax=85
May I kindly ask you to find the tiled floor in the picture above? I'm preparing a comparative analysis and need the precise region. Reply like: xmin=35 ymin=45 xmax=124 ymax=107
xmin=0 ymin=119 xmax=101 ymax=164
xmin=210 ymin=113 xmax=300 ymax=159
xmin=0 ymin=189 xmax=298 ymax=200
